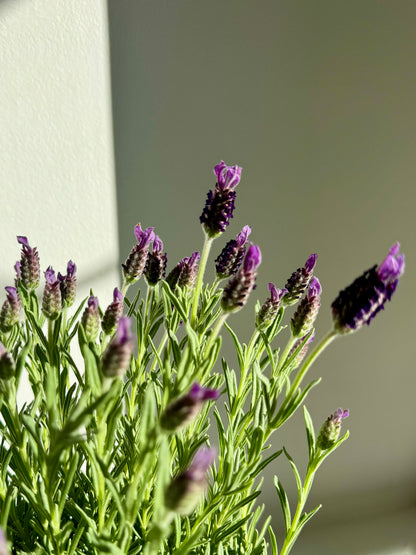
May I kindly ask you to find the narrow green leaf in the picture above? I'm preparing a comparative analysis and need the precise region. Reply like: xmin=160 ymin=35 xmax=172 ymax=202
xmin=303 ymin=406 xmax=316 ymax=460
xmin=274 ymin=476 xmax=291 ymax=535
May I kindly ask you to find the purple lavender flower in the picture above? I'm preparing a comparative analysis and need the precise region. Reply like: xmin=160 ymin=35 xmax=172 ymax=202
xmin=41 ymin=267 xmax=62 ymax=320
xmin=317 ymin=408 xmax=349 ymax=451
xmin=122 ymin=224 xmax=155 ymax=284
xmin=101 ymin=317 xmax=134 ymax=378
xmin=161 ymin=383 xmax=220 ymax=431
xmin=0 ymin=342 xmax=15 ymax=380
xmin=81 ymin=296 xmax=100 ymax=342
xmin=200 ymin=161 xmax=242 ymax=238
xmin=144 ymin=235 xmax=168 ymax=286
xmin=166 ymin=252 xmax=201 ymax=291
xmin=291 ymin=277 xmax=322 ymax=337
xmin=283 ymin=253 xmax=317 ymax=306
xmin=221 ymin=244 xmax=261 ymax=312
xmin=215 ymin=225 xmax=251 ymax=279
xmin=165 ymin=448 xmax=216 ymax=514
xmin=0 ymin=287 xmax=22 ymax=333
xmin=256 ymin=282 xmax=287 ymax=331
xmin=58 ymin=260 xmax=77 ymax=307
xmin=102 ymin=287 xmax=124 ymax=335
xmin=331 ymin=242 xmax=405 ymax=334
xmin=17 ymin=236 xmax=40 ymax=290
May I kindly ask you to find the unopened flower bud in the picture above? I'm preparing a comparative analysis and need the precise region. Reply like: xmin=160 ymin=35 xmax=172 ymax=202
xmin=161 ymin=383 xmax=219 ymax=431
xmin=122 ymin=224 xmax=155 ymax=284
xmin=0 ymin=287 xmax=22 ymax=332
xmin=58 ymin=260 xmax=77 ymax=307
xmin=17 ymin=236 xmax=40 ymax=291
xmin=102 ymin=288 xmax=124 ymax=335
xmin=215 ymin=225 xmax=251 ymax=279
xmin=42 ymin=267 xmax=62 ymax=320
xmin=290 ymin=277 xmax=322 ymax=337
xmin=166 ymin=252 xmax=200 ymax=291
xmin=200 ymin=161 xmax=241 ymax=237
xmin=101 ymin=317 xmax=134 ymax=378
xmin=332 ymin=243 xmax=405 ymax=334
xmin=288 ymin=331 xmax=315 ymax=367
xmin=165 ymin=448 xmax=216 ymax=514
xmin=0 ymin=343 xmax=15 ymax=380
xmin=221 ymin=244 xmax=261 ymax=312
xmin=145 ymin=235 xmax=167 ymax=286
xmin=283 ymin=253 xmax=317 ymax=306
xmin=81 ymin=296 xmax=100 ymax=342
xmin=256 ymin=283 xmax=287 ymax=331
xmin=317 ymin=408 xmax=349 ymax=450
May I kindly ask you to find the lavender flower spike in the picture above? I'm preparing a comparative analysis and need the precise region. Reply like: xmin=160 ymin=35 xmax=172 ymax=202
xmin=291 ymin=276 xmax=322 ymax=338
xmin=145 ymin=235 xmax=168 ymax=286
xmin=102 ymin=287 xmax=124 ymax=335
xmin=200 ymin=161 xmax=242 ymax=237
xmin=102 ymin=317 xmax=134 ymax=378
xmin=0 ymin=287 xmax=22 ymax=333
xmin=165 ymin=448 xmax=216 ymax=514
xmin=0 ymin=342 xmax=15 ymax=380
xmin=256 ymin=282 xmax=287 ymax=331
xmin=331 ymin=242 xmax=405 ymax=334
xmin=317 ymin=408 xmax=349 ymax=451
xmin=161 ymin=383 xmax=220 ymax=431
xmin=221 ymin=244 xmax=261 ymax=312
xmin=166 ymin=252 xmax=201 ymax=291
xmin=17 ymin=236 xmax=40 ymax=291
xmin=283 ymin=253 xmax=317 ymax=306
xmin=42 ymin=267 xmax=62 ymax=320
xmin=81 ymin=296 xmax=100 ymax=342
xmin=58 ymin=260 xmax=77 ymax=307
xmin=122 ymin=224 xmax=155 ymax=284
xmin=215 ymin=225 xmax=251 ymax=279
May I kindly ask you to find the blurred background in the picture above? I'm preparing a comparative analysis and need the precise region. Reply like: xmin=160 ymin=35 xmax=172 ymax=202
xmin=1 ymin=1 xmax=415 ymax=553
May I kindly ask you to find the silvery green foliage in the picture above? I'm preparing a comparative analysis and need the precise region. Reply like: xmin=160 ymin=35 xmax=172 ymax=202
xmin=0 ymin=162 xmax=402 ymax=554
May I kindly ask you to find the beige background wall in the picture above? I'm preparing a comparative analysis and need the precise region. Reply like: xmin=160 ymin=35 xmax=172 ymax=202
xmin=108 ymin=1 xmax=416 ymax=553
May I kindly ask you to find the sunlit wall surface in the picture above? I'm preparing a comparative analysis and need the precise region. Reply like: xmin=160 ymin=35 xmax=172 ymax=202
xmin=108 ymin=1 xmax=415 ymax=552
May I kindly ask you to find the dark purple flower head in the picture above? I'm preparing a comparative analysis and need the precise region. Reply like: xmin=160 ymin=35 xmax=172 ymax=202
xmin=42 ymin=266 xmax=62 ymax=320
xmin=283 ymin=253 xmax=318 ymax=306
xmin=102 ymin=287 xmax=124 ymax=335
xmin=215 ymin=225 xmax=251 ymax=279
xmin=256 ymin=282 xmax=287 ymax=331
xmin=200 ymin=161 xmax=242 ymax=237
xmin=0 ymin=342 xmax=15 ymax=380
xmin=81 ymin=295 xmax=100 ymax=342
xmin=122 ymin=224 xmax=155 ymax=284
xmin=317 ymin=408 xmax=349 ymax=451
xmin=145 ymin=235 xmax=168 ymax=286
xmin=291 ymin=276 xmax=322 ymax=338
xmin=166 ymin=252 xmax=200 ymax=291
xmin=57 ymin=260 xmax=77 ymax=307
xmin=221 ymin=244 xmax=261 ymax=312
xmin=165 ymin=447 xmax=216 ymax=514
xmin=161 ymin=382 xmax=220 ymax=431
xmin=102 ymin=316 xmax=134 ymax=378
xmin=17 ymin=236 xmax=40 ymax=291
xmin=331 ymin=243 xmax=405 ymax=334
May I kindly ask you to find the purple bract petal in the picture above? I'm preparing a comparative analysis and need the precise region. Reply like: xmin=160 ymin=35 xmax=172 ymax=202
xmin=45 ymin=266 xmax=57 ymax=284
xmin=213 ymin=161 xmax=242 ymax=190
xmin=189 ymin=382 xmax=220 ymax=401
xmin=377 ymin=242 xmax=405 ymax=283
xmin=17 ymin=236 xmax=29 ymax=247
xmin=308 ymin=276 xmax=322 ymax=298
xmin=153 ymin=235 xmax=163 ymax=253
xmin=113 ymin=287 xmax=123 ymax=303
xmin=243 ymin=244 xmax=261 ymax=272
xmin=236 ymin=225 xmax=251 ymax=247
xmin=305 ymin=253 xmax=318 ymax=273
xmin=134 ymin=224 xmax=155 ymax=249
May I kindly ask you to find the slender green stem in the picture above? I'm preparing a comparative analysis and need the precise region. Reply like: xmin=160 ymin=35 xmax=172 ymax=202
xmin=275 ymin=335 xmax=298 ymax=375
xmin=231 ymin=330 xmax=259 ymax=418
xmin=191 ymin=234 xmax=213 ymax=327
xmin=204 ymin=312 xmax=228 ymax=355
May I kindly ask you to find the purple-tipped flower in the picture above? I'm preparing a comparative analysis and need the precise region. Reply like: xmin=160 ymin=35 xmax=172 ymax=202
xmin=200 ymin=161 xmax=242 ymax=237
xmin=102 ymin=317 xmax=134 ymax=378
xmin=0 ymin=287 xmax=22 ymax=333
xmin=283 ymin=253 xmax=317 ymax=306
xmin=144 ymin=235 xmax=168 ymax=286
xmin=42 ymin=267 xmax=62 ymax=320
xmin=291 ymin=277 xmax=322 ymax=337
xmin=58 ymin=260 xmax=77 ymax=307
xmin=221 ymin=244 xmax=261 ymax=312
xmin=317 ymin=408 xmax=349 ymax=451
xmin=122 ymin=224 xmax=155 ymax=284
xmin=161 ymin=383 xmax=220 ymax=431
xmin=215 ymin=225 xmax=251 ymax=279
xmin=165 ymin=448 xmax=216 ymax=514
xmin=256 ymin=283 xmax=287 ymax=331
xmin=0 ymin=342 xmax=15 ymax=380
xmin=166 ymin=252 xmax=201 ymax=291
xmin=81 ymin=296 xmax=100 ymax=342
xmin=102 ymin=288 xmax=124 ymax=335
xmin=17 ymin=236 xmax=40 ymax=290
xmin=331 ymin=243 xmax=405 ymax=334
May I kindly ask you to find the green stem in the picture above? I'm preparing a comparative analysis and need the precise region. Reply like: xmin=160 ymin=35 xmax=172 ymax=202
xmin=191 ymin=235 xmax=213 ymax=327
xmin=231 ymin=330 xmax=259 ymax=418
xmin=204 ymin=312 xmax=228 ymax=355
xmin=275 ymin=335 xmax=298 ymax=375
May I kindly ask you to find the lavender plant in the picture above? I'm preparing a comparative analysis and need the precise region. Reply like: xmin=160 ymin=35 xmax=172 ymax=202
xmin=0 ymin=162 xmax=405 ymax=554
